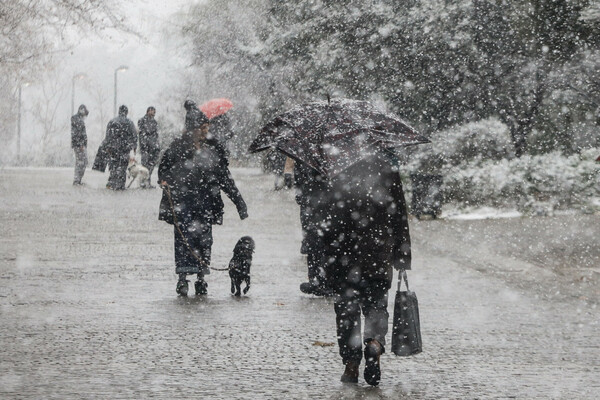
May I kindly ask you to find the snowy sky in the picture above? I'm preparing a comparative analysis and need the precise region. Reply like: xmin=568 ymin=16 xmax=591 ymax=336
xmin=64 ymin=0 xmax=194 ymax=117
xmin=19 ymin=0 xmax=197 ymax=153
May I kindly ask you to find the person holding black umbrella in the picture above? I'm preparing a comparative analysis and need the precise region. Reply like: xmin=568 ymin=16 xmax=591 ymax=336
xmin=249 ymin=99 xmax=423 ymax=386
xmin=298 ymin=152 xmax=412 ymax=385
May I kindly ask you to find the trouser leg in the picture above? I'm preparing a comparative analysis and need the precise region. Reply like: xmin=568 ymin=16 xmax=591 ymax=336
xmin=108 ymin=154 xmax=128 ymax=190
xmin=174 ymin=219 xmax=212 ymax=275
xmin=362 ymin=281 xmax=389 ymax=350
xmin=141 ymin=148 xmax=159 ymax=186
xmin=307 ymin=252 xmax=321 ymax=281
xmin=334 ymin=286 xmax=363 ymax=364
xmin=73 ymin=147 xmax=87 ymax=184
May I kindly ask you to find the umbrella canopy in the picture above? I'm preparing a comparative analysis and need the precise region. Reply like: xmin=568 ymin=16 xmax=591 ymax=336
xmin=249 ymin=98 xmax=429 ymax=177
xmin=200 ymin=98 xmax=234 ymax=119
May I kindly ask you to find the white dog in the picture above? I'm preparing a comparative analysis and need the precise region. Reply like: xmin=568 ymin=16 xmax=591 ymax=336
xmin=126 ymin=159 xmax=150 ymax=188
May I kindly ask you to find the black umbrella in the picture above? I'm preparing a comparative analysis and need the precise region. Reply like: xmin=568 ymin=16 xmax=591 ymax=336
xmin=249 ymin=98 xmax=429 ymax=177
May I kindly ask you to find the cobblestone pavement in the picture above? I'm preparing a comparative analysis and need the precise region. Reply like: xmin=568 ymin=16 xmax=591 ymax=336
xmin=1 ymin=168 xmax=598 ymax=399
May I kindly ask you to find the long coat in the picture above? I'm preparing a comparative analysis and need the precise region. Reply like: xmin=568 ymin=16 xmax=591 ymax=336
xmin=296 ymin=152 xmax=411 ymax=289
xmin=158 ymin=133 xmax=247 ymax=225
xmin=71 ymin=114 xmax=87 ymax=148
xmin=105 ymin=115 xmax=137 ymax=156
xmin=137 ymin=115 xmax=159 ymax=152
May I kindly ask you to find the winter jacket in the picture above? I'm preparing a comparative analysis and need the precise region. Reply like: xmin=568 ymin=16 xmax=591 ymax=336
xmin=138 ymin=115 xmax=159 ymax=152
xmin=105 ymin=114 xmax=137 ymax=156
xmin=296 ymin=152 xmax=411 ymax=288
xmin=157 ymin=133 xmax=247 ymax=225
xmin=71 ymin=114 xmax=87 ymax=148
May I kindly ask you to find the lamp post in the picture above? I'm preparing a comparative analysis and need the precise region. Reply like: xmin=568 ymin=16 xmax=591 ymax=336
xmin=71 ymin=73 xmax=87 ymax=115
xmin=113 ymin=65 xmax=129 ymax=116
xmin=17 ymin=82 xmax=30 ymax=160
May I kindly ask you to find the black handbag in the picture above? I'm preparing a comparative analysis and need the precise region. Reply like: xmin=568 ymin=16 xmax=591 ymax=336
xmin=92 ymin=140 xmax=109 ymax=173
xmin=391 ymin=270 xmax=422 ymax=356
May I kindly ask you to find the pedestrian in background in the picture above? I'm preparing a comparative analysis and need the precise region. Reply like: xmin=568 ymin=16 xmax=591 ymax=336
xmin=71 ymin=104 xmax=89 ymax=186
xmin=158 ymin=108 xmax=248 ymax=296
xmin=210 ymin=113 xmax=234 ymax=152
xmin=105 ymin=105 xmax=137 ymax=190
xmin=138 ymin=106 xmax=160 ymax=188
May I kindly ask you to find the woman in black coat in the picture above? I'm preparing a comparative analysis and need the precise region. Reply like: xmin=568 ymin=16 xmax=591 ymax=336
xmin=158 ymin=110 xmax=248 ymax=296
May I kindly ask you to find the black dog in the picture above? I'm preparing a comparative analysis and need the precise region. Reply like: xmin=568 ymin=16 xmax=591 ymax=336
xmin=229 ymin=236 xmax=255 ymax=296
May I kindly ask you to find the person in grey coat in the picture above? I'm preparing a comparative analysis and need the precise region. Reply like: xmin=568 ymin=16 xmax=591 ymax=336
xmin=105 ymin=105 xmax=137 ymax=190
xmin=158 ymin=109 xmax=248 ymax=296
xmin=71 ymin=104 xmax=89 ymax=185
xmin=138 ymin=106 xmax=159 ymax=188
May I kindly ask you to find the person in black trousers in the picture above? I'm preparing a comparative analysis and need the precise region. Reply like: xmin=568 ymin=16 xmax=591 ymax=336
xmin=71 ymin=104 xmax=89 ymax=185
xmin=138 ymin=106 xmax=160 ymax=188
xmin=105 ymin=105 xmax=137 ymax=190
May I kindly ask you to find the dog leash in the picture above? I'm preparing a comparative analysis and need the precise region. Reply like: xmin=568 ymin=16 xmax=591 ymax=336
xmin=163 ymin=183 xmax=230 ymax=272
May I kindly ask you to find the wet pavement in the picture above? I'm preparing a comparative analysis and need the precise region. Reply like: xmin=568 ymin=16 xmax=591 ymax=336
xmin=1 ymin=167 xmax=598 ymax=399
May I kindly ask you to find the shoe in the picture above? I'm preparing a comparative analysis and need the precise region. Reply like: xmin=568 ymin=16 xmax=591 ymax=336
xmin=176 ymin=279 xmax=189 ymax=296
xmin=299 ymin=281 xmax=334 ymax=297
xmin=340 ymin=361 xmax=359 ymax=383
xmin=194 ymin=279 xmax=208 ymax=295
xmin=364 ymin=340 xmax=382 ymax=386
xmin=300 ymin=281 xmax=317 ymax=294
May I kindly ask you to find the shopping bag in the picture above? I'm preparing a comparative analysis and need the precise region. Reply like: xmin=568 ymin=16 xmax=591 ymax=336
xmin=391 ymin=270 xmax=422 ymax=356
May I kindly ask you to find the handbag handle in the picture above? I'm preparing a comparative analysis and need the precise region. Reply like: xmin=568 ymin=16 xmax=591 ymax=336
xmin=398 ymin=270 xmax=410 ymax=292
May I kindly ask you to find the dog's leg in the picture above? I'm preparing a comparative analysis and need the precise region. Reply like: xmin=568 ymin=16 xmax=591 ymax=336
xmin=230 ymin=278 xmax=235 ymax=295
xmin=243 ymin=276 xmax=250 ymax=294
xmin=235 ymin=281 xmax=241 ymax=297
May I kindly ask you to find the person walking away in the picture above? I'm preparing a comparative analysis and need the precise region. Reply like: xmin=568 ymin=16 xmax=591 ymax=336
xmin=158 ymin=109 xmax=248 ymax=296
xmin=299 ymin=151 xmax=411 ymax=386
xmin=138 ymin=106 xmax=160 ymax=188
xmin=71 ymin=104 xmax=89 ymax=185
xmin=105 ymin=105 xmax=137 ymax=190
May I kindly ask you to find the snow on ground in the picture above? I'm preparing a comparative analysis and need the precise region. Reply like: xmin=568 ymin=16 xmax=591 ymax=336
xmin=0 ymin=167 xmax=598 ymax=399
xmin=443 ymin=206 xmax=522 ymax=220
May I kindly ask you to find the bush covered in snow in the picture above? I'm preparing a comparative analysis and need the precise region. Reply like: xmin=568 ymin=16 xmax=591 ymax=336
xmin=401 ymin=118 xmax=600 ymax=214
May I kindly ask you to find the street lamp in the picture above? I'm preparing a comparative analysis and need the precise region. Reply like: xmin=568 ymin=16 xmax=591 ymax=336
xmin=113 ymin=65 xmax=129 ymax=116
xmin=71 ymin=73 xmax=87 ymax=115
xmin=17 ymin=81 xmax=31 ymax=160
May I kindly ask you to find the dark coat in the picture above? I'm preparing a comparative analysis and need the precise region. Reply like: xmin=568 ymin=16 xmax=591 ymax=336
xmin=157 ymin=133 xmax=247 ymax=225
xmin=92 ymin=139 xmax=110 ymax=172
xmin=210 ymin=114 xmax=234 ymax=145
xmin=137 ymin=115 xmax=159 ymax=151
xmin=105 ymin=114 xmax=137 ymax=156
xmin=71 ymin=114 xmax=87 ymax=148
xmin=296 ymin=152 xmax=411 ymax=288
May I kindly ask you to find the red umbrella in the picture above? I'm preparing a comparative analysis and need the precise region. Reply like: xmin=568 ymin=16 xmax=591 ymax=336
xmin=200 ymin=98 xmax=233 ymax=119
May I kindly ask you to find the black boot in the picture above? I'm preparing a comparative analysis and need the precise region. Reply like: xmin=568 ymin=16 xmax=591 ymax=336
xmin=340 ymin=361 xmax=360 ymax=383
xmin=300 ymin=278 xmax=333 ymax=297
xmin=195 ymin=278 xmax=208 ymax=295
xmin=364 ymin=340 xmax=383 ymax=386
xmin=176 ymin=279 xmax=189 ymax=296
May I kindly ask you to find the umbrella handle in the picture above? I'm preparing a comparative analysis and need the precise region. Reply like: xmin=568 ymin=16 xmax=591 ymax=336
xmin=398 ymin=270 xmax=410 ymax=292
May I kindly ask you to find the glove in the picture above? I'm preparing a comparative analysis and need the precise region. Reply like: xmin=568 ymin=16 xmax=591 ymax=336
xmin=238 ymin=207 xmax=248 ymax=220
